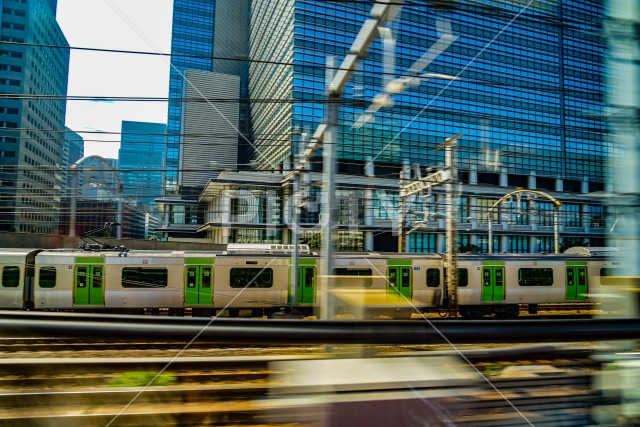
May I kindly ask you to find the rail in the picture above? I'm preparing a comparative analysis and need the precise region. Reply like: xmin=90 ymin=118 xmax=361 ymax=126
xmin=1 ymin=311 xmax=639 ymax=344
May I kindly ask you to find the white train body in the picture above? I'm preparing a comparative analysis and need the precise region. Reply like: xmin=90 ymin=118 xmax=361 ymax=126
xmin=0 ymin=246 xmax=630 ymax=318
xmin=0 ymin=249 xmax=39 ymax=309
xmin=454 ymin=253 xmax=619 ymax=318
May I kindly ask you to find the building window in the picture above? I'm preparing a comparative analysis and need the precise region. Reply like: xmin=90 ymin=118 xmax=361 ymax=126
xmin=589 ymin=205 xmax=605 ymax=228
xmin=409 ymin=232 xmax=437 ymax=253
xmin=476 ymin=198 xmax=499 ymax=223
xmin=457 ymin=196 xmax=470 ymax=222
xmin=171 ymin=205 xmax=185 ymax=224
xmin=504 ymin=200 xmax=529 ymax=225
xmin=536 ymin=236 xmax=555 ymax=253
xmin=563 ymin=204 xmax=581 ymax=227
xmin=537 ymin=202 xmax=555 ymax=226
xmin=508 ymin=236 xmax=529 ymax=253
xmin=475 ymin=235 xmax=499 ymax=253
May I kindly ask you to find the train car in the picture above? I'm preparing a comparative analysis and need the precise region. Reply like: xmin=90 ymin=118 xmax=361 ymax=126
xmin=208 ymin=251 xmax=305 ymax=317
xmin=0 ymin=245 xmax=625 ymax=319
xmin=0 ymin=248 xmax=41 ymax=310
xmin=32 ymin=249 xmax=188 ymax=314
xmin=184 ymin=249 xmax=441 ymax=319
xmin=329 ymin=252 xmax=442 ymax=319
xmin=455 ymin=251 xmax=615 ymax=318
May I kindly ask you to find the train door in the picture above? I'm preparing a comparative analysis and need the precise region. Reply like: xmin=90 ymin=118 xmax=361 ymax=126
xmin=387 ymin=263 xmax=412 ymax=300
xmin=290 ymin=265 xmax=315 ymax=304
xmin=74 ymin=260 xmax=104 ymax=306
xmin=566 ymin=264 xmax=588 ymax=301
xmin=481 ymin=265 xmax=505 ymax=302
xmin=185 ymin=258 xmax=214 ymax=305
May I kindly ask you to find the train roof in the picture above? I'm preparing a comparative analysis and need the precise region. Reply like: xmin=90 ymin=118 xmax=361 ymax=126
xmin=562 ymin=246 xmax=621 ymax=256
xmin=19 ymin=246 xmax=622 ymax=261
xmin=0 ymin=248 xmax=42 ymax=256
xmin=454 ymin=252 xmax=617 ymax=261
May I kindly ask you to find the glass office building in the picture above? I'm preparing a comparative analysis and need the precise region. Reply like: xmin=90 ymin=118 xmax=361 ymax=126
xmin=166 ymin=0 xmax=249 ymax=195
xmin=249 ymin=0 xmax=607 ymax=186
xmin=166 ymin=0 xmax=216 ymax=194
xmin=118 ymin=121 xmax=166 ymax=217
xmin=168 ymin=0 xmax=609 ymax=252
xmin=0 ymin=0 xmax=69 ymax=233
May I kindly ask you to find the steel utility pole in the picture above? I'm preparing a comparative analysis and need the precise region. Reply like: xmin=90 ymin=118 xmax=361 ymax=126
xmin=290 ymin=133 xmax=308 ymax=310
xmin=320 ymin=57 xmax=338 ymax=321
xmin=436 ymin=133 xmax=462 ymax=316
xmin=292 ymin=0 xmax=405 ymax=319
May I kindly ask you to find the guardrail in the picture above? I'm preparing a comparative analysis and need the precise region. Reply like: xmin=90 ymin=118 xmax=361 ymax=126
xmin=1 ymin=311 xmax=639 ymax=344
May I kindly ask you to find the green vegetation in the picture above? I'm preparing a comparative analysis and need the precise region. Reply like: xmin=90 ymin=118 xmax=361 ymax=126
xmin=109 ymin=371 xmax=176 ymax=387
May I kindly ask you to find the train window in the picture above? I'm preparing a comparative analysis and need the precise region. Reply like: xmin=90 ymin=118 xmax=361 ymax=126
xmin=426 ymin=268 xmax=440 ymax=287
xmin=443 ymin=268 xmax=468 ymax=287
xmin=230 ymin=268 xmax=273 ymax=288
xmin=122 ymin=268 xmax=168 ymax=288
xmin=458 ymin=269 xmax=468 ymax=287
xmin=304 ymin=268 xmax=314 ymax=288
xmin=93 ymin=267 xmax=103 ymax=288
xmin=518 ymin=268 xmax=553 ymax=286
xmin=333 ymin=268 xmax=373 ymax=288
xmin=38 ymin=266 xmax=56 ymax=288
xmin=2 ymin=266 xmax=20 ymax=287
xmin=600 ymin=268 xmax=626 ymax=285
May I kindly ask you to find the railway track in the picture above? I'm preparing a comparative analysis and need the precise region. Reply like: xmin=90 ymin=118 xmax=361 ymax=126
xmin=0 ymin=343 xmax=620 ymax=427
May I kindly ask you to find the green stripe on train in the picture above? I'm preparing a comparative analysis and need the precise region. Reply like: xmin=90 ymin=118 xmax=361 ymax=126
xmin=565 ymin=261 xmax=587 ymax=266
xmin=76 ymin=257 xmax=104 ymax=264
xmin=185 ymin=258 xmax=214 ymax=265
xmin=481 ymin=260 xmax=505 ymax=266
xmin=387 ymin=259 xmax=412 ymax=266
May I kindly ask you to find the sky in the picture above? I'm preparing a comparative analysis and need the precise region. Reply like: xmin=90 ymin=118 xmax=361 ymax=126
xmin=56 ymin=0 xmax=174 ymax=159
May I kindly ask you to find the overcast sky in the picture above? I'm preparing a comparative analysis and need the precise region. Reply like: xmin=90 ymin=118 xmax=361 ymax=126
xmin=56 ymin=0 xmax=173 ymax=159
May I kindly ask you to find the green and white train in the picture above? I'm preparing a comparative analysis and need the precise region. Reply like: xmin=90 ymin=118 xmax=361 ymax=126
xmin=0 ymin=245 xmax=630 ymax=319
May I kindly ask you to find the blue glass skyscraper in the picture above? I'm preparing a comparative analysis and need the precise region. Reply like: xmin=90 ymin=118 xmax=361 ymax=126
xmin=166 ymin=0 xmax=609 ymax=252
xmin=166 ymin=0 xmax=216 ymax=194
xmin=249 ymin=0 xmax=606 ymax=186
xmin=0 ymin=0 xmax=69 ymax=233
xmin=166 ymin=0 xmax=250 ymax=195
xmin=118 ymin=121 xmax=167 ymax=217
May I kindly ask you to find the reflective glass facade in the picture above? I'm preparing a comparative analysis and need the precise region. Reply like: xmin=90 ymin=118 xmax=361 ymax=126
xmin=0 ymin=0 xmax=69 ymax=233
xmin=249 ymin=0 xmax=607 ymax=183
xmin=118 ymin=121 xmax=166 ymax=217
xmin=167 ymin=0 xmax=608 ymax=251
xmin=166 ymin=0 xmax=215 ymax=193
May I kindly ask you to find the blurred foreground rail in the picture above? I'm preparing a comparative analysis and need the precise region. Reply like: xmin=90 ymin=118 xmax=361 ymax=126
xmin=0 ymin=311 xmax=638 ymax=344
xmin=0 ymin=312 xmax=637 ymax=426
xmin=0 ymin=346 xmax=625 ymax=426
